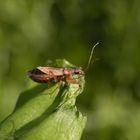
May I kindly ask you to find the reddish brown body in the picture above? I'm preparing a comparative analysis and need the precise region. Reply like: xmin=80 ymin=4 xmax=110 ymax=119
xmin=28 ymin=66 xmax=84 ymax=84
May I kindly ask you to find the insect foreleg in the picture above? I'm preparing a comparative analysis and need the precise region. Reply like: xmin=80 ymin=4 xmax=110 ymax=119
xmin=65 ymin=75 xmax=79 ymax=84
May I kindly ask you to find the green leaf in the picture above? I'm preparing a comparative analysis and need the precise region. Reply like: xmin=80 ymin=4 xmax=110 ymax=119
xmin=0 ymin=59 xmax=87 ymax=140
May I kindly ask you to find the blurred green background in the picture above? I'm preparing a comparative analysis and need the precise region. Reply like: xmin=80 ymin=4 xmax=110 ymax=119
xmin=0 ymin=0 xmax=140 ymax=140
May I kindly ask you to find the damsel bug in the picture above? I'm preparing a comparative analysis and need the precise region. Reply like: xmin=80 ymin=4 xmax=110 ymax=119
xmin=28 ymin=43 xmax=99 ymax=84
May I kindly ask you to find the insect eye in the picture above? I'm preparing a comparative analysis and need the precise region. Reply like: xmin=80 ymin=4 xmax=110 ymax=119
xmin=74 ymin=69 xmax=84 ymax=75
xmin=74 ymin=71 xmax=79 ymax=74
xmin=74 ymin=69 xmax=80 ymax=74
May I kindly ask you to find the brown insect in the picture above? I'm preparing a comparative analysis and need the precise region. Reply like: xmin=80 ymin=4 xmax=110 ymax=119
xmin=28 ymin=43 xmax=99 ymax=84
xmin=28 ymin=67 xmax=84 ymax=84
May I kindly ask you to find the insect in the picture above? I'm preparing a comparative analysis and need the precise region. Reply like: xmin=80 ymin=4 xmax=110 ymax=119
xmin=28 ymin=43 xmax=99 ymax=84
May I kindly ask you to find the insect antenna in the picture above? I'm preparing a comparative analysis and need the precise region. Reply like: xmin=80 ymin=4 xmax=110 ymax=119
xmin=85 ymin=42 xmax=99 ymax=72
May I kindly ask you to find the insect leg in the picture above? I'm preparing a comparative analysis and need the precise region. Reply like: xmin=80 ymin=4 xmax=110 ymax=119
xmin=65 ymin=75 xmax=79 ymax=84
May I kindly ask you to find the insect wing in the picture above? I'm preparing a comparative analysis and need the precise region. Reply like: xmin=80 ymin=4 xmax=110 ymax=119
xmin=37 ymin=67 xmax=64 ymax=76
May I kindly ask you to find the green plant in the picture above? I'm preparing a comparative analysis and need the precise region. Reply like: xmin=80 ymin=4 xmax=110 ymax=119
xmin=0 ymin=59 xmax=87 ymax=140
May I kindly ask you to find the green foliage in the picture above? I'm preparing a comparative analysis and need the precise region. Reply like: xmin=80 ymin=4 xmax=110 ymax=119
xmin=0 ymin=0 xmax=140 ymax=140
xmin=0 ymin=60 xmax=86 ymax=140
